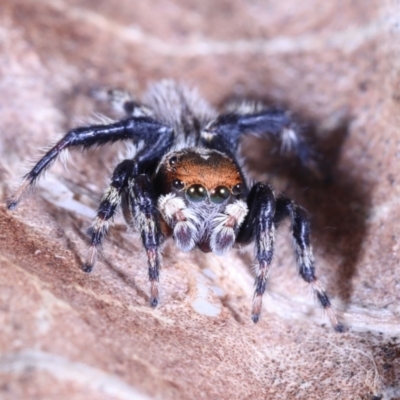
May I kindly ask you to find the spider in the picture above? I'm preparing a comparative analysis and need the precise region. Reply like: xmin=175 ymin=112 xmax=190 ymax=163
xmin=7 ymin=79 xmax=343 ymax=332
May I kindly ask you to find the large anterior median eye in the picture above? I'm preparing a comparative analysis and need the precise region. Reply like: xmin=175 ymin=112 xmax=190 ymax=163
xmin=186 ymin=184 xmax=207 ymax=202
xmin=210 ymin=186 xmax=230 ymax=204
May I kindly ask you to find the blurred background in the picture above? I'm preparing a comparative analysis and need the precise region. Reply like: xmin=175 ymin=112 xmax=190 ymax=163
xmin=0 ymin=1 xmax=399 ymax=399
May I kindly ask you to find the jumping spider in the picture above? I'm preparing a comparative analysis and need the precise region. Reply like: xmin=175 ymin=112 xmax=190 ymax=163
xmin=7 ymin=80 xmax=343 ymax=332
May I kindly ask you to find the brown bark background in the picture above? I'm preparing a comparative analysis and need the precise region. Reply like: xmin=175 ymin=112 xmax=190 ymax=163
xmin=1 ymin=1 xmax=400 ymax=399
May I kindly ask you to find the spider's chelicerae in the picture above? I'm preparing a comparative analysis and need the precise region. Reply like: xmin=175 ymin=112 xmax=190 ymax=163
xmin=7 ymin=80 xmax=343 ymax=332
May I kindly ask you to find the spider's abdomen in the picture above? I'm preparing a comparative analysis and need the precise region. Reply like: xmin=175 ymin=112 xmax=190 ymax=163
xmin=143 ymin=80 xmax=217 ymax=146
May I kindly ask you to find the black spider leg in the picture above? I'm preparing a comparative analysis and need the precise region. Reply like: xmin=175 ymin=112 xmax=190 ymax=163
xmin=82 ymin=126 xmax=174 ymax=273
xmin=274 ymin=195 xmax=344 ymax=332
xmin=6 ymin=117 xmax=173 ymax=209
xmin=124 ymin=174 xmax=164 ymax=307
xmin=83 ymin=159 xmax=135 ymax=273
xmin=202 ymin=109 xmax=315 ymax=170
xmin=236 ymin=183 xmax=276 ymax=323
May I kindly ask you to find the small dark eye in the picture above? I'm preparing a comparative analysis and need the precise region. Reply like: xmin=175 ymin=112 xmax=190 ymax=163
xmin=232 ymin=183 xmax=243 ymax=195
xmin=210 ymin=186 xmax=230 ymax=204
xmin=169 ymin=156 xmax=178 ymax=166
xmin=172 ymin=179 xmax=184 ymax=190
xmin=186 ymin=184 xmax=207 ymax=202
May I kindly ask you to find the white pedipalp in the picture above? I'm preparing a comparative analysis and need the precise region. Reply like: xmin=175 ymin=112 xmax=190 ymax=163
xmin=157 ymin=193 xmax=200 ymax=251
xmin=210 ymin=199 xmax=248 ymax=255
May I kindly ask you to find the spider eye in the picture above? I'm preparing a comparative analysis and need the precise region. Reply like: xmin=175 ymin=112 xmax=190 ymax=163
xmin=210 ymin=186 xmax=230 ymax=204
xmin=232 ymin=183 xmax=243 ymax=195
xmin=186 ymin=184 xmax=207 ymax=202
xmin=169 ymin=156 xmax=178 ymax=166
xmin=172 ymin=179 xmax=184 ymax=190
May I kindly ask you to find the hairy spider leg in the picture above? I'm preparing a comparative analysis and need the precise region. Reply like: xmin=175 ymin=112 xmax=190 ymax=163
xmin=84 ymin=159 xmax=136 ymax=273
xmin=125 ymin=175 xmax=164 ymax=307
xmin=6 ymin=117 xmax=172 ymax=209
xmin=202 ymin=108 xmax=316 ymax=170
xmin=274 ymin=196 xmax=344 ymax=332
xmin=236 ymin=183 xmax=276 ymax=323
xmin=83 ymin=125 xmax=174 ymax=272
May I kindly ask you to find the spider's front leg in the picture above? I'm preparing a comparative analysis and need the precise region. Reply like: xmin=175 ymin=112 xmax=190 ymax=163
xmin=274 ymin=196 xmax=344 ymax=332
xmin=124 ymin=175 xmax=164 ymax=307
xmin=236 ymin=183 xmax=276 ymax=323
xmin=237 ymin=186 xmax=344 ymax=330
xmin=84 ymin=159 xmax=136 ymax=273
xmin=86 ymin=162 xmax=164 ymax=306
xmin=85 ymin=161 xmax=165 ymax=307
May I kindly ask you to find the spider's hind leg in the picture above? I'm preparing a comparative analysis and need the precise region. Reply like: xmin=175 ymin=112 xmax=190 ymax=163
xmin=96 ymin=88 xmax=153 ymax=118
xmin=274 ymin=195 xmax=344 ymax=332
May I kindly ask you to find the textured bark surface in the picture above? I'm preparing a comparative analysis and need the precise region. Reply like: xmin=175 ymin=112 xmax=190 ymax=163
xmin=1 ymin=1 xmax=400 ymax=399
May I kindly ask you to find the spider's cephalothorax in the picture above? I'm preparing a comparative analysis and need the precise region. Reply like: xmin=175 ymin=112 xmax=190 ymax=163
xmin=155 ymin=148 xmax=247 ymax=255
xmin=7 ymin=80 xmax=343 ymax=331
